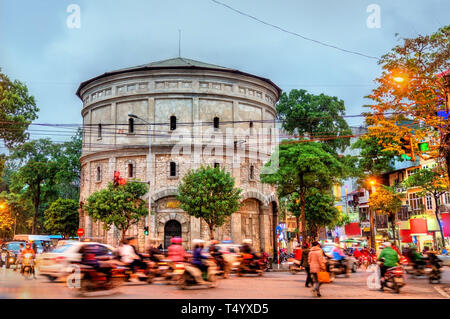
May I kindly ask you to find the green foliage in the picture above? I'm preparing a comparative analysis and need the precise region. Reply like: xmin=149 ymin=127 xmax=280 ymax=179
xmin=44 ymin=198 xmax=79 ymax=238
xmin=177 ymin=166 xmax=242 ymax=239
xmin=276 ymin=89 xmax=352 ymax=153
xmin=84 ymin=182 xmax=148 ymax=241
xmin=261 ymin=142 xmax=346 ymax=242
xmin=0 ymin=70 xmax=39 ymax=149
xmin=0 ymin=192 xmax=33 ymax=238
xmin=351 ymin=135 xmax=397 ymax=183
xmin=287 ymin=188 xmax=343 ymax=237
xmin=402 ymin=167 xmax=449 ymax=197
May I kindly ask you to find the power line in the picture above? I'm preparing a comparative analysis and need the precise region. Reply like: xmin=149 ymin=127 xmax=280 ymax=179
xmin=210 ymin=0 xmax=380 ymax=60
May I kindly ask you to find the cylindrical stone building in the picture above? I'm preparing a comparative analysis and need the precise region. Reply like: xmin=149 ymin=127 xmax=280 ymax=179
xmin=76 ymin=57 xmax=281 ymax=252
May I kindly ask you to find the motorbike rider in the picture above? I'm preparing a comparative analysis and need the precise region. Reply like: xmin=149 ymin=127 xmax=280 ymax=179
xmin=20 ymin=243 xmax=36 ymax=277
xmin=167 ymin=237 xmax=186 ymax=263
xmin=13 ymin=243 xmax=25 ymax=271
xmin=118 ymin=237 xmax=146 ymax=276
xmin=79 ymin=244 xmax=113 ymax=280
xmin=409 ymin=246 xmax=425 ymax=271
xmin=209 ymin=240 xmax=225 ymax=271
xmin=192 ymin=240 xmax=209 ymax=274
xmin=377 ymin=242 xmax=399 ymax=289
xmin=147 ymin=239 xmax=163 ymax=263
xmin=332 ymin=243 xmax=348 ymax=274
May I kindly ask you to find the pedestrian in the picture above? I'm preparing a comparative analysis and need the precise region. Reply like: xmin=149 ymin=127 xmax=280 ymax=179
xmin=300 ymin=243 xmax=312 ymax=287
xmin=308 ymin=241 xmax=326 ymax=297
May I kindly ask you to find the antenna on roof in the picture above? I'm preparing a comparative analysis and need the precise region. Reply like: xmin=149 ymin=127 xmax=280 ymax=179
xmin=178 ymin=29 xmax=181 ymax=57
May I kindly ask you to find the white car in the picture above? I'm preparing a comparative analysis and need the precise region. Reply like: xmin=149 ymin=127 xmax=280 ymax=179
xmin=37 ymin=241 xmax=116 ymax=282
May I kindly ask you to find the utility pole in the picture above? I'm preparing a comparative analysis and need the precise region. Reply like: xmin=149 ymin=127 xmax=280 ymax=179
xmin=368 ymin=180 xmax=377 ymax=249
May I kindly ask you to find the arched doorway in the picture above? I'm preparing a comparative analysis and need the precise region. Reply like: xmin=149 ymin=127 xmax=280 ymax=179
xmin=164 ymin=219 xmax=181 ymax=249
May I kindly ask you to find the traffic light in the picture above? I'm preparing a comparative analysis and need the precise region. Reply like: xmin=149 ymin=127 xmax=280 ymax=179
xmin=113 ymin=171 xmax=120 ymax=187
xmin=113 ymin=171 xmax=126 ymax=187
xmin=418 ymin=142 xmax=429 ymax=152
xmin=400 ymin=136 xmax=415 ymax=161
xmin=144 ymin=226 xmax=149 ymax=236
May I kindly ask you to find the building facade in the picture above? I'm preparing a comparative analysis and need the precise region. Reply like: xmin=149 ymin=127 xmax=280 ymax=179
xmin=76 ymin=57 xmax=281 ymax=252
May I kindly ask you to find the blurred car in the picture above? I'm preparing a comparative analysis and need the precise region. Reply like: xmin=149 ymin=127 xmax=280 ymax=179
xmin=36 ymin=241 xmax=116 ymax=281
xmin=2 ymin=241 xmax=26 ymax=268
xmin=322 ymin=244 xmax=358 ymax=273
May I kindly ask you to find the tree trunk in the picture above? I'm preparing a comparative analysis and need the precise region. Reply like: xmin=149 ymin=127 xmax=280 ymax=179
xmin=295 ymin=215 xmax=300 ymax=243
xmin=121 ymin=227 xmax=128 ymax=243
xmin=390 ymin=212 xmax=398 ymax=247
xmin=434 ymin=195 xmax=446 ymax=249
xmin=300 ymin=191 xmax=307 ymax=245
xmin=32 ymin=183 xmax=41 ymax=235
xmin=208 ymin=224 xmax=215 ymax=240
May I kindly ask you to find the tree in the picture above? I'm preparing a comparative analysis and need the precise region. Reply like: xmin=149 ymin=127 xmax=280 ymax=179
xmin=8 ymin=139 xmax=59 ymax=234
xmin=0 ymin=191 xmax=33 ymax=238
xmin=0 ymin=70 xmax=39 ymax=148
xmin=368 ymin=186 xmax=405 ymax=247
xmin=287 ymin=188 xmax=348 ymax=240
xmin=44 ymin=198 xmax=79 ymax=239
xmin=364 ymin=25 xmax=450 ymax=182
xmin=261 ymin=142 xmax=346 ymax=244
xmin=0 ymin=201 xmax=14 ymax=238
xmin=177 ymin=166 xmax=242 ymax=240
xmin=402 ymin=167 xmax=449 ymax=248
xmin=276 ymin=89 xmax=353 ymax=153
xmin=84 ymin=182 xmax=148 ymax=242
xmin=53 ymin=129 xmax=82 ymax=200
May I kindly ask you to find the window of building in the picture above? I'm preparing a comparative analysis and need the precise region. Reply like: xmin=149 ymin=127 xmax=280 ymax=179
xmin=128 ymin=163 xmax=134 ymax=178
xmin=96 ymin=166 xmax=102 ymax=182
xmin=213 ymin=117 xmax=219 ymax=129
xmin=444 ymin=192 xmax=450 ymax=204
xmin=169 ymin=162 xmax=177 ymax=177
xmin=249 ymin=165 xmax=255 ymax=180
xmin=408 ymin=193 xmax=423 ymax=215
xmin=397 ymin=206 xmax=410 ymax=221
xmin=214 ymin=162 xmax=220 ymax=169
xmin=407 ymin=168 xmax=419 ymax=177
xmin=426 ymin=195 xmax=433 ymax=210
xmin=170 ymin=116 xmax=177 ymax=131
xmin=128 ymin=118 xmax=134 ymax=134
xmin=98 ymin=123 xmax=102 ymax=138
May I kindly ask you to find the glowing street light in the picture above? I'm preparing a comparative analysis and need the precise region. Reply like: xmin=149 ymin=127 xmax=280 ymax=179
xmin=393 ymin=76 xmax=405 ymax=83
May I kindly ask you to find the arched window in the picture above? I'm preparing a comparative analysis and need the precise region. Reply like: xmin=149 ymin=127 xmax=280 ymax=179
xmin=128 ymin=118 xmax=134 ymax=134
xmin=213 ymin=117 xmax=219 ymax=129
xmin=128 ymin=163 xmax=134 ymax=178
xmin=169 ymin=162 xmax=177 ymax=177
xmin=170 ymin=116 xmax=177 ymax=131
xmin=96 ymin=166 xmax=102 ymax=182
xmin=249 ymin=165 xmax=255 ymax=180
xmin=98 ymin=123 xmax=102 ymax=138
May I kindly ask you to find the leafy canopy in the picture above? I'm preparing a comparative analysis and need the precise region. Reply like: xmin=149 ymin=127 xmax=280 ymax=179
xmin=276 ymin=89 xmax=352 ymax=153
xmin=44 ymin=198 xmax=79 ymax=238
xmin=84 ymin=182 xmax=148 ymax=240
xmin=177 ymin=166 xmax=241 ymax=239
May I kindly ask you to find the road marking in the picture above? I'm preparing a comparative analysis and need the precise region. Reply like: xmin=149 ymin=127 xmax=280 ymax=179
xmin=434 ymin=286 xmax=450 ymax=299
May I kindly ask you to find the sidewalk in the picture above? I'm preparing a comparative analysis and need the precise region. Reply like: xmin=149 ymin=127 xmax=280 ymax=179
xmin=267 ymin=262 xmax=292 ymax=272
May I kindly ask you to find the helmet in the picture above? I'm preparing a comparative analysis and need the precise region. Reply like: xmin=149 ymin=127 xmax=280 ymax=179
xmin=210 ymin=240 xmax=219 ymax=245
xmin=170 ymin=237 xmax=182 ymax=244
xmin=25 ymin=243 xmax=31 ymax=249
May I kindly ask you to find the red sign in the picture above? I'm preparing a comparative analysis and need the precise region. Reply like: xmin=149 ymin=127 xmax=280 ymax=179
xmin=399 ymin=229 xmax=412 ymax=243
xmin=442 ymin=213 xmax=450 ymax=237
xmin=410 ymin=218 xmax=428 ymax=235
xmin=77 ymin=228 xmax=85 ymax=237
xmin=344 ymin=222 xmax=361 ymax=236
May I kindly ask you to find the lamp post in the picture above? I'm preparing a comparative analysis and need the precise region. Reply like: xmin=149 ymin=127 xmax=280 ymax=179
xmin=368 ymin=179 xmax=377 ymax=249
xmin=128 ymin=113 xmax=152 ymax=245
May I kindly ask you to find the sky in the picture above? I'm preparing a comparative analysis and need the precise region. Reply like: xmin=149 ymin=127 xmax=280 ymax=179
xmin=0 ymin=0 xmax=448 ymax=144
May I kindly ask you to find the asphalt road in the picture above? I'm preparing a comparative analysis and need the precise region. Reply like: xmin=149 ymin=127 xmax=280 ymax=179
xmin=0 ymin=266 xmax=449 ymax=299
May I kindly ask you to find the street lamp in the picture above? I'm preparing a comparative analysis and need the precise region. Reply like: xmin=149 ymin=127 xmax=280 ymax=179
xmin=128 ymin=113 xmax=153 ymax=245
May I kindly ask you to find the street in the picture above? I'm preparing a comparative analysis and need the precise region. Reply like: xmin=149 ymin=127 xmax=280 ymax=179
xmin=1 ymin=266 xmax=449 ymax=299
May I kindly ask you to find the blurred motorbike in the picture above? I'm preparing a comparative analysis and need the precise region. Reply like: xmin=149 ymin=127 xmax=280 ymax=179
xmin=379 ymin=260 xmax=405 ymax=294
xmin=177 ymin=259 xmax=218 ymax=289
xmin=21 ymin=253 xmax=35 ymax=280
xmin=426 ymin=253 xmax=443 ymax=284
xmin=287 ymin=258 xmax=302 ymax=274
xmin=329 ymin=258 xmax=350 ymax=278
xmin=72 ymin=262 xmax=126 ymax=295
xmin=237 ymin=253 xmax=265 ymax=276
